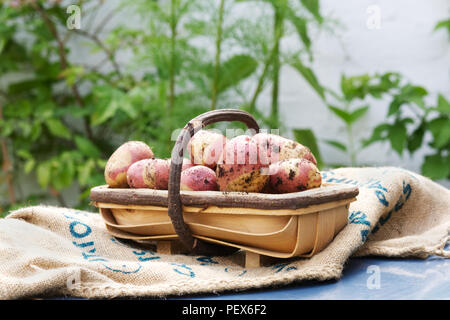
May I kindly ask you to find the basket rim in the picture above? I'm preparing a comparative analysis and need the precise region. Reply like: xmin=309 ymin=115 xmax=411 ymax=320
xmin=90 ymin=183 xmax=358 ymax=210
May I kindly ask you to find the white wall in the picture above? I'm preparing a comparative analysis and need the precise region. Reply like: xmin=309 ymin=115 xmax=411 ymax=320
xmin=266 ymin=0 xmax=449 ymax=186
xmin=6 ymin=0 xmax=449 ymax=208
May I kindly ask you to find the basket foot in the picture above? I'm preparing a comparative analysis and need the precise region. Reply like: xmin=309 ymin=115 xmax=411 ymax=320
xmin=243 ymin=251 xmax=280 ymax=268
xmin=244 ymin=251 xmax=261 ymax=268
xmin=156 ymin=240 xmax=188 ymax=255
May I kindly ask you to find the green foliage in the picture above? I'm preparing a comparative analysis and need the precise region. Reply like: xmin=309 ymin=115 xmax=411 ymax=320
xmin=216 ymin=55 xmax=258 ymax=94
xmin=1 ymin=0 xmax=446 ymax=217
xmin=238 ymin=0 xmax=326 ymax=129
xmin=322 ymin=73 xmax=401 ymax=166
xmin=363 ymin=80 xmax=450 ymax=180
xmin=0 ymin=0 xmax=330 ymax=213
xmin=435 ymin=18 xmax=450 ymax=38
xmin=290 ymin=59 xmax=325 ymax=99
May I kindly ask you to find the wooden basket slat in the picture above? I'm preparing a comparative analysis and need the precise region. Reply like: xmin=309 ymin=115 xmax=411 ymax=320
xmin=94 ymin=194 xmax=356 ymax=260
xmin=90 ymin=184 xmax=358 ymax=210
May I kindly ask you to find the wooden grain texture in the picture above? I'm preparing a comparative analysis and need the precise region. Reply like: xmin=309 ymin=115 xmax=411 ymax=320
xmin=90 ymin=183 xmax=359 ymax=210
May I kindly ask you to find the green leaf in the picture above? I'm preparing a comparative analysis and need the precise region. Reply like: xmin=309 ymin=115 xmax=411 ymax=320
xmin=217 ymin=54 xmax=258 ymax=94
xmin=30 ymin=123 xmax=42 ymax=142
xmin=427 ymin=117 xmax=450 ymax=149
xmin=96 ymin=159 xmax=107 ymax=169
xmin=78 ymin=159 xmax=95 ymax=186
xmin=7 ymin=78 xmax=50 ymax=95
xmin=24 ymin=159 xmax=35 ymax=174
xmin=388 ymin=122 xmax=407 ymax=156
xmin=421 ymin=153 xmax=450 ymax=180
xmin=300 ymin=0 xmax=323 ymax=23
xmin=4 ymin=100 xmax=32 ymax=118
xmin=349 ymin=105 xmax=369 ymax=123
xmin=323 ymin=139 xmax=347 ymax=152
xmin=37 ymin=162 xmax=51 ymax=189
xmin=45 ymin=119 xmax=71 ymax=139
xmin=434 ymin=19 xmax=450 ymax=33
xmin=286 ymin=14 xmax=311 ymax=52
xmin=0 ymin=120 xmax=13 ymax=137
xmin=91 ymin=100 xmax=120 ymax=126
xmin=292 ymin=128 xmax=324 ymax=169
xmin=340 ymin=74 xmax=370 ymax=101
xmin=291 ymin=60 xmax=325 ymax=99
xmin=328 ymin=105 xmax=352 ymax=124
xmin=58 ymin=66 xmax=84 ymax=86
xmin=388 ymin=98 xmax=402 ymax=116
xmin=436 ymin=94 xmax=450 ymax=114
xmin=362 ymin=123 xmax=390 ymax=148
xmin=0 ymin=38 xmax=5 ymax=55
xmin=368 ymin=72 xmax=401 ymax=98
xmin=16 ymin=149 xmax=32 ymax=160
xmin=120 ymin=100 xmax=138 ymax=119
xmin=74 ymin=135 xmax=101 ymax=158
xmin=56 ymin=157 xmax=75 ymax=190
xmin=407 ymin=123 xmax=425 ymax=154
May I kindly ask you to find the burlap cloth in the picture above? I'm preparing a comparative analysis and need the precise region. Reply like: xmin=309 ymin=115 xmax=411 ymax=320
xmin=0 ymin=167 xmax=449 ymax=299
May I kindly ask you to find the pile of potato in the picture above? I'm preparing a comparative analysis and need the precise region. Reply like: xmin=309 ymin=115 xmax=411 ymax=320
xmin=104 ymin=131 xmax=321 ymax=193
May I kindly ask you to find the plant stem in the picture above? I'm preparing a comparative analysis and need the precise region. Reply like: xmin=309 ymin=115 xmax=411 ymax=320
xmin=344 ymin=101 xmax=357 ymax=166
xmin=346 ymin=123 xmax=356 ymax=166
xmin=0 ymin=103 xmax=16 ymax=205
xmin=270 ymin=2 xmax=284 ymax=126
xmin=49 ymin=187 xmax=67 ymax=207
xmin=169 ymin=0 xmax=177 ymax=114
xmin=33 ymin=3 xmax=94 ymax=141
xmin=248 ymin=40 xmax=277 ymax=113
xmin=249 ymin=9 xmax=284 ymax=114
xmin=211 ymin=0 xmax=225 ymax=111
xmin=74 ymin=29 xmax=122 ymax=76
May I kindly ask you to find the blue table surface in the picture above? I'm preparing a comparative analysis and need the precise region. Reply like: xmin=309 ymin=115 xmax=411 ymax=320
xmin=171 ymin=255 xmax=450 ymax=300
xmin=47 ymin=254 xmax=449 ymax=300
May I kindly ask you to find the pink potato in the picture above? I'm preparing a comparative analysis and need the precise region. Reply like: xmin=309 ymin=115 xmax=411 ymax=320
xmin=126 ymin=158 xmax=170 ymax=189
xmin=216 ymin=135 xmax=269 ymax=192
xmin=105 ymin=141 xmax=154 ymax=188
xmin=180 ymin=166 xmax=218 ymax=191
xmin=252 ymin=133 xmax=317 ymax=166
xmin=187 ymin=130 xmax=227 ymax=168
xmin=269 ymin=158 xmax=322 ymax=193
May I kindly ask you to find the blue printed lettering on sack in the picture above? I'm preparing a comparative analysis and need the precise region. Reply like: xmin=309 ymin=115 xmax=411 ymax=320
xmin=108 ymin=237 xmax=161 ymax=262
xmin=321 ymin=171 xmax=390 ymax=207
xmin=348 ymin=210 xmax=371 ymax=242
xmin=372 ymin=180 xmax=412 ymax=234
xmin=322 ymin=171 xmax=414 ymax=242
xmin=62 ymin=210 xmax=162 ymax=274
xmin=196 ymin=256 xmax=219 ymax=266
xmin=224 ymin=267 xmax=247 ymax=277
xmin=271 ymin=262 xmax=297 ymax=273
xmin=171 ymin=263 xmax=195 ymax=278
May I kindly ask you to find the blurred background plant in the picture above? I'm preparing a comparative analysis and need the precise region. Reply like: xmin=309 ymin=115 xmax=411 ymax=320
xmin=0 ymin=0 xmax=448 ymax=216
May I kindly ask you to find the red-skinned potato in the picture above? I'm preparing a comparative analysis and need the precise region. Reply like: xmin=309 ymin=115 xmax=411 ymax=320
xmin=269 ymin=158 xmax=321 ymax=193
xmin=252 ymin=133 xmax=317 ymax=165
xmin=216 ymin=135 xmax=269 ymax=192
xmin=105 ymin=141 xmax=154 ymax=188
xmin=126 ymin=158 xmax=170 ymax=189
xmin=187 ymin=130 xmax=227 ymax=168
xmin=180 ymin=166 xmax=218 ymax=191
